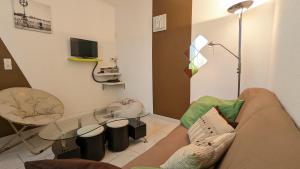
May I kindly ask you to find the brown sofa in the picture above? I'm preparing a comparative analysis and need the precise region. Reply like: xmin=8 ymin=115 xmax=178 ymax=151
xmin=123 ymin=88 xmax=300 ymax=169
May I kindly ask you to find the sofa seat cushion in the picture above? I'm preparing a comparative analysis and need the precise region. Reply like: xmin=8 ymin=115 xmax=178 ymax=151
xmin=122 ymin=125 xmax=189 ymax=169
xmin=218 ymin=106 xmax=300 ymax=169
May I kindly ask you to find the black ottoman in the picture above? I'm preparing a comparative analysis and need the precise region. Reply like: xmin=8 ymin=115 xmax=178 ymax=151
xmin=76 ymin=124 xmax=105 ymax=161
xmin=128 ymin=119 xmax=146 ymax=140
xmin=106 ymin=118 xmax=129 ymax=152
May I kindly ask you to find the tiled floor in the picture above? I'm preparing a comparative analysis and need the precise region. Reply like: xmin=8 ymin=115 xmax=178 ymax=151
xmin=0 ymin=114 xmax=180 ymax=169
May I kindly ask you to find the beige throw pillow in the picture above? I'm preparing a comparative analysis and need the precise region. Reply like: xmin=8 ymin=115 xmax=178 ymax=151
xmin=188 ymin=107 xmax=234 ymax=143
xmin=160 ymin=133 xmax=236 ymax=169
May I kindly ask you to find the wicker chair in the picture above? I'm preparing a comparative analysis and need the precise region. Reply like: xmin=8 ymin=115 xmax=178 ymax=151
xmin=0 ymin=87 xmax=64 ymax=154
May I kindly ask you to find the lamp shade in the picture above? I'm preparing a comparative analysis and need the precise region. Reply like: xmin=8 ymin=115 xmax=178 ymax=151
xmin=223 ymin=0 xmax=253 ymax=14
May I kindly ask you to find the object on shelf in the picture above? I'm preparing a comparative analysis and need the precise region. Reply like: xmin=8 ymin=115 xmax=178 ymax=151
xmin=99 ymin=67 xmax=119 ymax=74
xmin=105 ymin=79 xmax=121 ymax=83
xmin=94 ymin=72 xmax=121 ymax=77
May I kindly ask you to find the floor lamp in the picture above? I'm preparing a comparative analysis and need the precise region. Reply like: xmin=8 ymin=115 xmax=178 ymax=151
xmin=208 ymin=0 xmax=254 ymax=97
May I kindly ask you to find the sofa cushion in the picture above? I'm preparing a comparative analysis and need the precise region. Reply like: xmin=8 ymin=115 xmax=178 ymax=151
xmin=181 ymin=96 xmax=244 ymax=128
xmin=24 ymin=159 xmax=121 ymax=169
xmin=122 ymin=125 xmax=189 ymax=169
xmin=215 ymin=107 xmax=238 ymax=128
xmin=188 ymin=108 xmax=234 ymax=143
xmin=218 ymin=88 xmax=300 ymax=169
xmin=161 ymin=133 xmax=235 ymax=169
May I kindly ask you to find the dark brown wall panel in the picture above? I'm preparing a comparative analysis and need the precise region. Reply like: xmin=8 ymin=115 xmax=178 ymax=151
xmin=0 ymin=38 xmax=31 ymax=137
xmin=153 ymin=0 xmax=192 ymax=119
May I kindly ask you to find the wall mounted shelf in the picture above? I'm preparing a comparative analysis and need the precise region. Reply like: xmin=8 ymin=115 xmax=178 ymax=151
xmin=95 ymin=72 xmax=121 ymax=77
xmin=102 ymin=82 xmax=125 ymax=90
xmin=68 ymin=57 xmax=102 ymax=62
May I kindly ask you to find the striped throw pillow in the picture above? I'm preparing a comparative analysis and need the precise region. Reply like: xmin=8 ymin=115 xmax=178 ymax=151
xmin=188 ymin=107 xmax=234 ymax=143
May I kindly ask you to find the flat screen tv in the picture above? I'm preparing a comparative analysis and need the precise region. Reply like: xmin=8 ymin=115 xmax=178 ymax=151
xmin=70 ymin=38 xmax=98 ymax=58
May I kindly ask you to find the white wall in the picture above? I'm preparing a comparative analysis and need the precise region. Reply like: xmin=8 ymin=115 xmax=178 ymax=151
xmin=0 ymin=0 xmax=120 ymax=117
xmin=113 ymin=0 xmax=153 ymax=113
xmin=269 ymin=0 xmax=300 ymax=126
xmin=191 ymin=0 xmax=275 ymax=101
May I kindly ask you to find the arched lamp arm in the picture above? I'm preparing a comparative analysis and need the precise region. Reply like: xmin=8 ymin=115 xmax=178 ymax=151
xmin=208 ymin=42 xmax=239 ymax=60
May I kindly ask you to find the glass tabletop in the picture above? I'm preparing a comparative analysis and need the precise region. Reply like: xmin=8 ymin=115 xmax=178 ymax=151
xmin=38 ymin=108 xmax=150 ymax=141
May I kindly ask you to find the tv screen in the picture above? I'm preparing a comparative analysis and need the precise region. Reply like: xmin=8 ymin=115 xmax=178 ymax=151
xmin=70 ymin=38 xmax=98 ymax=58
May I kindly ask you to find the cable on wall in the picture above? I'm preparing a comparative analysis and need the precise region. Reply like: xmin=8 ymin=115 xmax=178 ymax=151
xmin=92 ymin=61 xmax=106 ymax=83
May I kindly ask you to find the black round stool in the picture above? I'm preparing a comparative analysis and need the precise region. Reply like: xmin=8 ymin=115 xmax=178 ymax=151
xmin=76 ymin=124 xmax=105 ymax=161
xmin=106 ymin=118 xmax=129 ymax=152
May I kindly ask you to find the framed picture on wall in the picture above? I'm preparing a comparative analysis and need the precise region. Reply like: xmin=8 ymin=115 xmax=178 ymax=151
xmin=12 ymin=0 xmax=52 ymax=34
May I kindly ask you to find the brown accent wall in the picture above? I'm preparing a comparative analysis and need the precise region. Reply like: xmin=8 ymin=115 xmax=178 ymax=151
xmin=153 ymin=0 xmax=192 ymax=119
xmin=0 ymin=38 xmax=31 ymax=137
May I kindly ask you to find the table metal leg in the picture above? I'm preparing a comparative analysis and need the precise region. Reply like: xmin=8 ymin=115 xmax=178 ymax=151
xmin=142 ymin=137 xmax=148 ymax=143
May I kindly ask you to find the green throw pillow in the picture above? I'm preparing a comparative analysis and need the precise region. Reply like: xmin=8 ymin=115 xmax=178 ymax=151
xmin=181 ymin=96 xmax=244 ymax=128
xmin=131 ymin=167 xmax=161 ymax=169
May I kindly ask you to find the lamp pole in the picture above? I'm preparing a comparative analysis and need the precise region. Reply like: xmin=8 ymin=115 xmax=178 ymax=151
xmin=228 ymin=0 xmax=253 ymax=97
xmin=208 ymin=1 xmax=253 ymax=98
xmin=237 ymin=11 xmax=243 ymax=97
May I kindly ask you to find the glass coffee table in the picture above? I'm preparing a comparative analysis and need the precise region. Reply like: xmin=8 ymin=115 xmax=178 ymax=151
xmin=38 ymin=109 xmax=150 ymax=160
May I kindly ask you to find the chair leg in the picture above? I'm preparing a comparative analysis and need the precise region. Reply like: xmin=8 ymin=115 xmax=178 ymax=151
xmin=1 ymin=121 xmax=51 ymax=155
xmin=8 ymin=121 xmax=46 ymax=155
xmin=0 ymin=125 xmax=28 ymax=153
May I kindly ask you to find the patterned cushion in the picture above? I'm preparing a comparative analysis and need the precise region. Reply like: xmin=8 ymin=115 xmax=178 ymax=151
xmin=194 ymin=133 xmax=236 ymax=167
xmin=188 ymin=107 xmax=234 ymax=143
xmin=160 ymin=133 xmax=235 ymax=169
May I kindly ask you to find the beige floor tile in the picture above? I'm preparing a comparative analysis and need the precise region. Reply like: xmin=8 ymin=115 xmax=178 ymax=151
xmin=18 ymin=148 xmax=53 ymax=162
xmin=109 ymin=149 xmax=139 ymax=167
xmin=101 ymin=149 xmax=118 ymax=163
xmin=0 ymin=153 xmax=24 ymax=169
